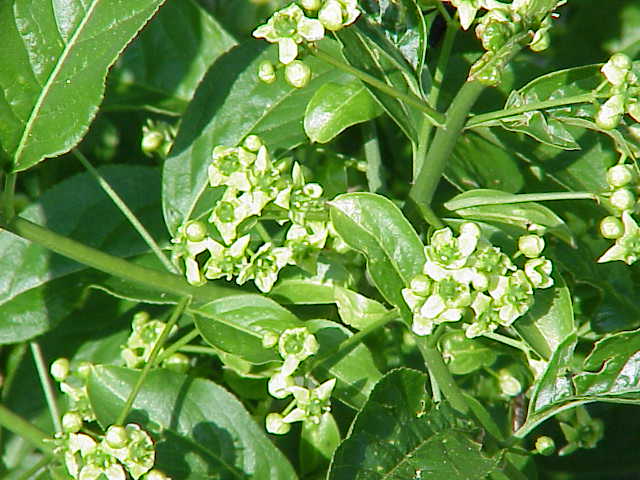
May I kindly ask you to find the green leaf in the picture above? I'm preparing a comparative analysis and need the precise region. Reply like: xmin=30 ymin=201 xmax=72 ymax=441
xmin=328 ymin=369 xmax=501 ymax=479
xmin=515 ymin=276 xmax=575 ymax=360
xmin=447 ymin=130 xmax=524 ymax=193
xmin=300 ymin=413 xmax=341 ymax=477
xmin=87 ymin=366 xmax=297 ymax=480
xmin=499 ymin=64 xmax=606 ymax=150
xmin=0 ymin=0 xmax=166 ymax=171
xmin=446 ymin=189 xmax=575 ymax=246
xmin=308 ymin=319 xmax=382 ymax=410
xmin=329 ymin=193 xmax=425 ymax=317
xmin=574 ymin=328 xmax=640 ymax=397
xmin=193 ymin=294 xmax=301 ymax=365
xmin=0 ymin=166 xmax=164 ymax=343
xmin=104 ymin=0 xmax=236 ymax=115
xmin=439 ymin=331 xmax=498 ymax=375
xmin=304 ymin=80 xmax=382 ymax=143
xmin=334 ymin=286 xmax=389 ymax=331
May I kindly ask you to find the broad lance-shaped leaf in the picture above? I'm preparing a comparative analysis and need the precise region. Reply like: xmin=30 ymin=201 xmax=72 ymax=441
xmin=329 ymin=193 xmax=425 ymax=317
xmin=88 ymin=366 xmax=297 ymax=480
xmin=304 ymin=80 xmax=382 ymax=143
xmin=445 ymin=189 xmax=575 ymax=246
xmin=104 ymin=0 xmax=236 ymax=115
xmin=515 ymin=276 xmax=575 ymax=360
xmin=574 ymin=328 xmax=640 ymax=397
xmin=0 ymin=0 xmax=166 ymax=171
xmin=0 ymin=166 xmax=165 ymax=344
xmin=162 ymin=40 xmax=352 ymax=235
xmin=193 ymin=294 xmax=301 ymax=365
xmin=328 ymin=368 xmax=501 ymax=479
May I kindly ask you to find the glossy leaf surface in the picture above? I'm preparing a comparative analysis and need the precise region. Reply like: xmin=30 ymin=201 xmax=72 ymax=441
xmin=88 ymin=366 xmax=297 ymax=480
xmin=0 ymin=0 xmax=165 ymax=171
xmin=334 ymin=286 xmax=388 ymax=331
xmin=193 ymin=294 xmax=301 ymax=364
xmin=329 ymin=193 xmax=425 ymax=316
xmin=439 ymin=331 xmax=498 ymax=375
xmin=328 ymin=369 xmax=501 ymax=479
xmin=304 ymin=80 xmax=382 ymax=143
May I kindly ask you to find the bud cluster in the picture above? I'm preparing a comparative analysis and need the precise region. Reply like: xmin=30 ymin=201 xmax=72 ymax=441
xmin=402 ymin=223 xmax=553 ymax=338
xmin=261 ymin=327 xmax=336 ymax=435
xmin=172 ymin=135 xmax=329 ymax=293
xmin=252 ymin=1 xmax=360 ymax=88
xmin=595 ymin=53 xmax=640 ymax=130
xmin=141 ymin=119 xmax=175 ymax=158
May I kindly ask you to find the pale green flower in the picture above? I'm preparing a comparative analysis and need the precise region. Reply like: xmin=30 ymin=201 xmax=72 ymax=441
xmin=268 ymin=371 xmax=295 ymax=398
xmin=285 ymin=378 xmax=336 ymax=424
xmin=102 ymin=424 xmax=155 ymax=480
xmin=488 ymin=270 xmax=534 ymax=324
xmin=466 ymin=291 xmax=502 ymax=338
xmin=208 ymin=145 xmax=255 ymax=191
xmin=266 ymin=412 xmax=292 ymax=435
xmin=598 ymin=211 xmax=640 ymax=264
xmin=122 ymin=318 xmax=177 ymax=369
xmin=524 ymin=257 xmax=554 ymax=288
xmin=209 ymin=188 xmax=253 ymax=245
xmin=203 ymin=234 xmax=250 ymax=281
xmin=423 ymin=223 xmax=480 ymax=279
xmin=602 ymin=53 xmax=632 ymax=87
xmin=252 ymin=4 xmax=325 ymax=64
xmin=278 ymin=327 xmax=319 ymax=374
xmin=318 ymin=0 xmax=360 ymax=31
xmin=285 ymin=223 xmax=328 ymax=269
xmin=412 ymin=275 xmax=473 ymax=336
xmin=237 ymin=243 xmax=292 ymax=292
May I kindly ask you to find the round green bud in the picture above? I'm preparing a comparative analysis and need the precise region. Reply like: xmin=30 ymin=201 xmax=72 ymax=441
xmin=266 ymin=412 xmax=291 ymax=435
xmin=143 ymin=469 xmax=170 ymax=480
xmin=530 ymin=31 xmax=550 ymax=52
xmin=132 ymin=311 xmax=150 ymax=329
xmin=76 ymin=361 xmax=92 ymax=380
xmin=596 ymin=110 xmax=622 ymax=130
xmin=610 ymin=188 xmax=636 ymax=211
xmin=302 ymin=183 xmax=323 ymax=198
xmin=535 ymin=435 xmax=556 ymax=456
xmin=62 ymin=412 xmax=83 ymax=433
xmin=184 ymin=220 xmax=207 ymax=242
xmin=518 ymin=235 xmax=545 ymax=258
xmin=163 ymin=353 xmax=190 ymax=374
xmin=243 ymin=135 xmax=263 ymax=152
xmin=600 ymin=216 xmax=624 ymax=239
xmin=262 ymin=330 xmax=279 ymax=349
xmin=610 ymin=53 xmax=632 ymax=72
xmin=318 ymin=0 xmax=344 ymax=31
xmin=409 ymin=274 xmax=432 ymax=296
xmin=284 ymin=60 xmax=311 ymax=89
xmin=141 ymin=130 xmax=164 ymax=155
xmin=258 ymin=60 xmax=276 ymax=84
xmin=50 ymin=358 xmax=70 ymax=382
xmin=105 ymin=425 xmax=129 ymax=449
xmin=300 ymin=0 xmax=322 ymax=10
xmin=498 ymin=368 xmax=522 ymax=397
xmin=607 ymin=164 xmax=635 ymax=188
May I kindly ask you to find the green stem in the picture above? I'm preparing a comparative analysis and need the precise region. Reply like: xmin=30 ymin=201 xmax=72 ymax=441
xmin=2 ymin=172 xmax=17 ymax=222
xmin=415 ymin=335 xmax=469 ymax=414
xmin=178 ymin=345 xmax=219 ymax=356
xmin=116 ymin=297 xmax=190 ymax=425
xmin=465 ymin=92 xmax=604 ymax=128
xmin=0 ymin=403 xmax=54 ymax=454
xmin=482 ymin=332 xmax=532 ymax=355
xmin=156 ymin=328 xmax=201 ymax=364
xmin=310 ymin=309 xmax=399 ymax=371
xmin=410 ymin=81 xmax=486 ymax=211
xmin=311 ymin=48 xmax=445 ymax=127
xmin=2 ymin=216 xmax=239 ymax=303
xmin=363 ymin=122 xmax=385 ymax=193
xmin=30 ymin=342 xmax=62 ymax=434
xmin=74 ymin=149 xmax=177 ymax=274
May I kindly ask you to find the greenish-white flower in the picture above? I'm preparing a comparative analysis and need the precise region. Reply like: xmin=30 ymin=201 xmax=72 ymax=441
xmin=524 ymin=257 xmax=554 ymax=288
xmin=318 ymin=0 xmax=360 ymax=31
xmin=285 ymin=378 xmax=336 ymax=424
xmin=252 ymin=4 xmax=325 ymax=64
xmin=122 ymin=318 xmax=177 ymax=370
xmin=278 ymin=327 xmax=319 ymax=375
xmin=423 ymin=223 xmax=480 ymax=279
xmin=266 ymin=412 xmax=292 ymax=435
xmin=204 ymin=235 xmax=250 ymax=281
xmin=598 ymin=211 xmax=640 ymax=264
xmin=602 ymin=53 xmax=632 ymax=87
xmin=412 ymin=275 xmax=473 ymax=336
xmin=209 ymin=146 xmax=255 ymax=191
xmin=237 ymin=242 xmax=292 ymax=292
xmin=488 ymin=270 xmax=534 ymax=324
xmin=466 ymin=291 xmax=501 ymax=338
xmin=102 ymin=424 xmax=155 ymax=480
xmin=209 ymin=189 xmax=253 ymax=245
xmin=268 ymin=371 xmax=295 ymax=398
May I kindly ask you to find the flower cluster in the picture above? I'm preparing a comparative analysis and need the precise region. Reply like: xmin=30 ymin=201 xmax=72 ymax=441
xmin=121 ymin=311 xmax=189 ymax=373
xmin=598 ymin=161 xmax=640 ymax=264
xmin=402 ymin=223 xmax=553 ymax=338
xmin=51 ymin=358 xmax=96 ymax=422
xmin=595 ymin=53 xmax=640 ymax=130
xmin=172 ymin=135 xmax=329 ymax=293
xmin=262 ymin=327 xmax=337 ymax=435
xmin=253 ymin=1 xmax=360 ymax=88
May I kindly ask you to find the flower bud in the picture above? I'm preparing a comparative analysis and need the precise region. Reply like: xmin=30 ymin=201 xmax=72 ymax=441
xmin=596 ymin=95 xmax=625 ymax=130
xmin=518 ymin=235 xmax=545 ymax=258
xmin=105 ymin=425 xmax=129 ymax=449
xmin=262 ymin=330 xmax=279 ymax=349
xmin=258 ymin=60 xmax=276 ymax=84
xmin=602 ymin=53 xmax=632 ymax=86
xmin=184 ymin=220 xmax=207 ymax=242
xmin=50 ymin=358 xmax=70 ymax=382
xmin=163 ymin=353 xmax=190 ymax=374
xmin=144 ymin=470 xmax=170 ymax=480
xmin=409 ymin=274 xmax=432 ymax=296
xmin=498 ymin=368 xmax=522 ymax=396
xmin=284 ymin=60 xmax=311 ymax=88
xmin=266 ymin=413 xmax=291 ymax=435
xmin=76 ymin=361 xmax=92 ymax=380
xmin=319 ymin=0 xmax=344 ymax=31
xmin=300 ymin=0 xmax=322 ymax=10
xmin=600 ymin=215 xmax=624 ymax=239
xmin=62 ymin=412 xmax=83 ymax=433
xmin=141 ymin=130 xmax=165 ymax=156
xmin=610 ymin=188 xmax=636 ymax=211
xmin=535 ymin=436 xmax=556 ymax=456
xmin=628 ymin=101 xmax=640 ymax=123
xmin=607 ymin=164 xmax=635 ymax=188
xmin=243 ymin=135 xmax=263 ymax=152
xmin=530 ymin=30 xmax=550 ymax=52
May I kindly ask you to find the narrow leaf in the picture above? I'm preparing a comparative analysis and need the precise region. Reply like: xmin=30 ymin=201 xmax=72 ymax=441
xmin=0 ymin=0 xmax=166 ymax=170
xmin=88 ymin=366 xmax=297 ymax=480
